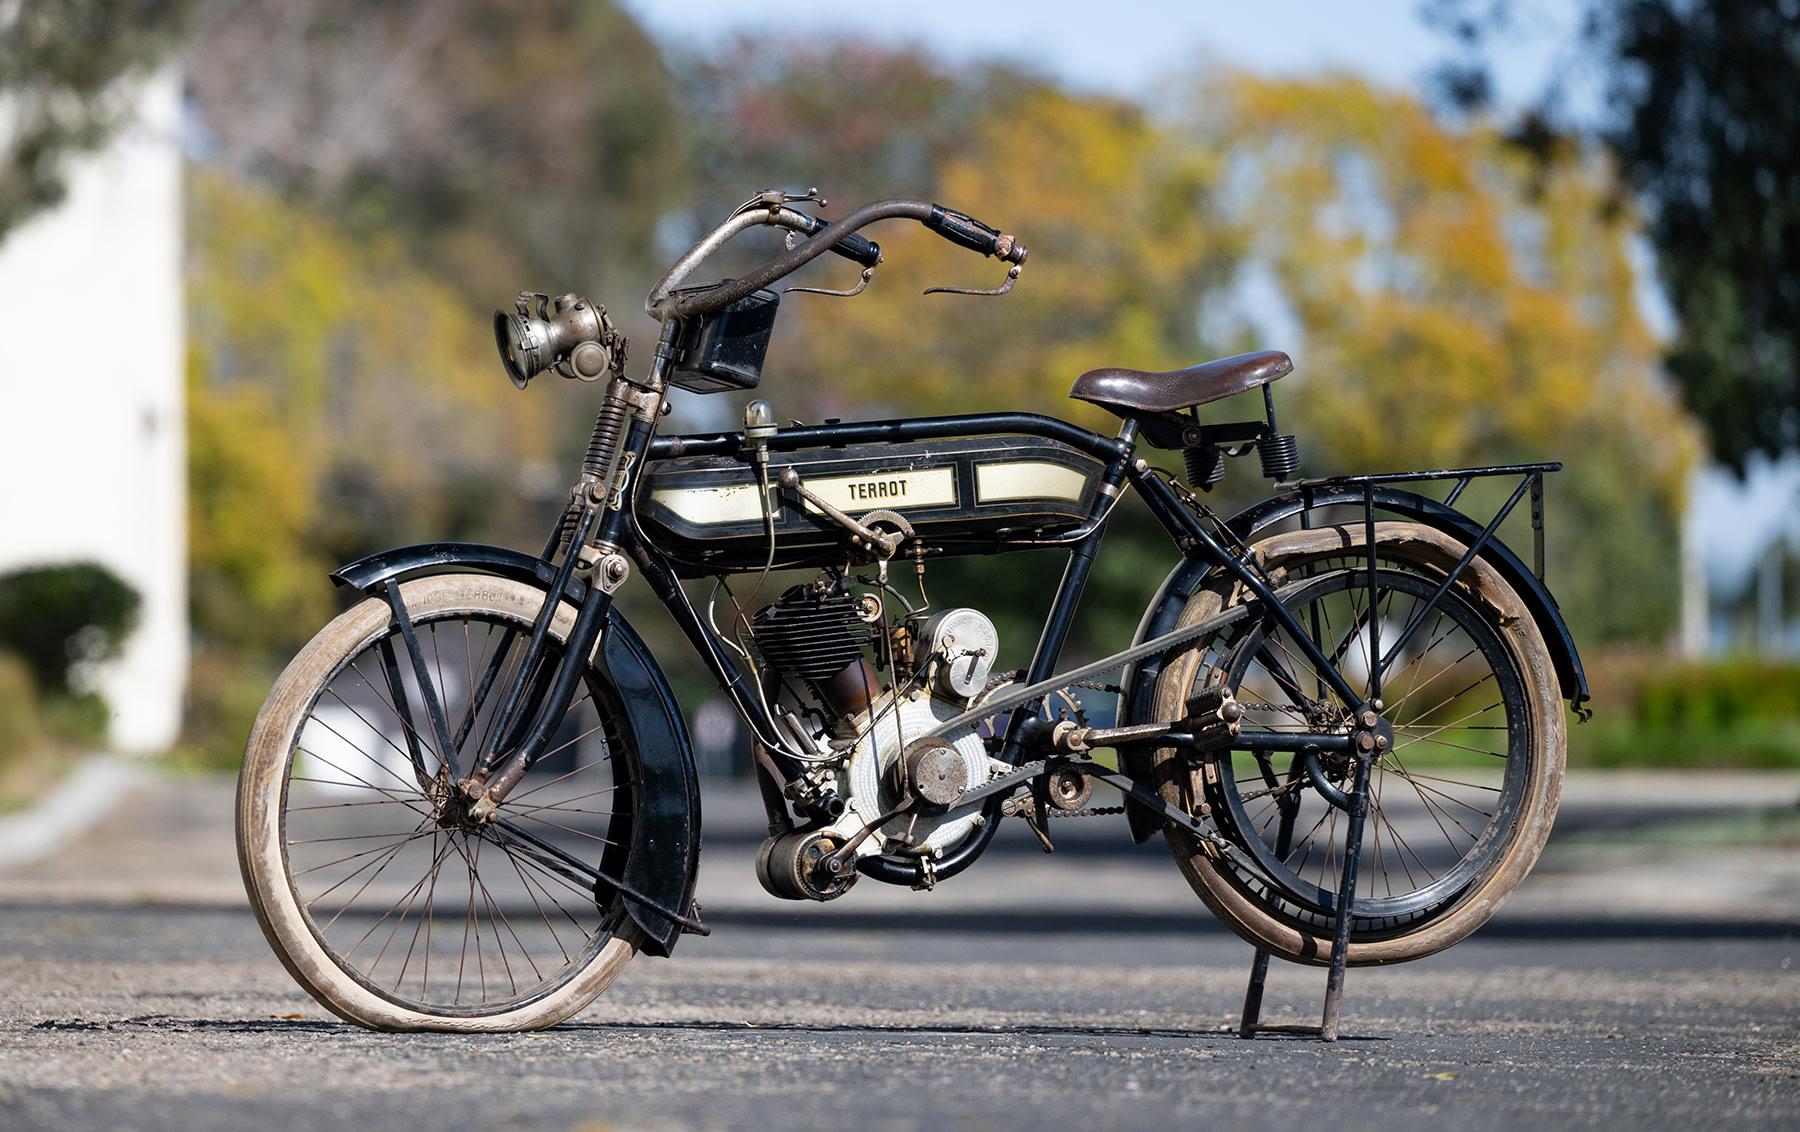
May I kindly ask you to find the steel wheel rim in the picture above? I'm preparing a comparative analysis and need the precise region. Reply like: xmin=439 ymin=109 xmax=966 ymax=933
xmin=278 ymin=607 xmax=637 ymax=1017
xmin=1208 ymin=566 xmax=1531 ymax=923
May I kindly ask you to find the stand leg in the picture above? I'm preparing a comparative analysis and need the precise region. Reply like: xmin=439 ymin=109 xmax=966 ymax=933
xmin=1239 ymin=769 xmax=1300 ymax=1039
xmin=1320 ymin=750 xmax=1373 ymax=1042
xmin=1239 ymin=949 xmax=1273 ymax=1037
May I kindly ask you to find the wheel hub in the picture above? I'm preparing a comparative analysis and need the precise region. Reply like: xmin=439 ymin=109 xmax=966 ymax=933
xmin=429 ymin=773 xmax=487 ymax=831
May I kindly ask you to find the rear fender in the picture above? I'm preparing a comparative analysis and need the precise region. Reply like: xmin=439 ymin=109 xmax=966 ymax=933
xmin=1117 ymin=487 xmax=1588 ymax=843
xmin=332 ymin=543 xmax=701 ymax=956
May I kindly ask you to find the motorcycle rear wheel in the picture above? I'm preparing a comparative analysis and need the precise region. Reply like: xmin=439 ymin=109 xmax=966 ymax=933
xmin=1153 ymin=523 xmax=1565 ymax=966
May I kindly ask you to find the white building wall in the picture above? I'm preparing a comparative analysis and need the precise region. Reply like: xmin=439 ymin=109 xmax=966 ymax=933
xmin=0 ymin=68 xmax=186 ymax=752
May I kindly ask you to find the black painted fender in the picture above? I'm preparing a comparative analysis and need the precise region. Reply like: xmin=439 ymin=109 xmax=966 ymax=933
xmin=331 ymin=543 xmax=701 ymax=958
xmin=1117 ymin=486 xmax=1589 ymax=844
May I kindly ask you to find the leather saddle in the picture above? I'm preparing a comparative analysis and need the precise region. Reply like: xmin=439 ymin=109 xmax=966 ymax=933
xmin=1069 ymin=350 xmax=1293 ymax=417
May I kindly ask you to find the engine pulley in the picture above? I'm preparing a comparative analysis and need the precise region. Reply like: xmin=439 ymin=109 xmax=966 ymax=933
xmin=897 ymin=736 xmax=970 ymax=812
xmin=754 ymin=830 xmax=858 ymax=902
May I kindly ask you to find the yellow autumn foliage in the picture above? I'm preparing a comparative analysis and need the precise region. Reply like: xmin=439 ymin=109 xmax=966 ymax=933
xmin=183 ymin=59 xmax=1706 ymax=677
xmin=772 ymin=85 xmax=1239 ymax=426
xmin=1203 ymin=74 xmax=1698 ymax=502
xmin=1188 ymin=74 xmax=1701 ymax=641
xmin=186 ymin=170 xmax=557 ymax=652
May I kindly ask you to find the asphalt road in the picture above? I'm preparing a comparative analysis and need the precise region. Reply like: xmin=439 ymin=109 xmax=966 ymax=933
xmin=0 ymin=769 xmax=1796 ymax=1130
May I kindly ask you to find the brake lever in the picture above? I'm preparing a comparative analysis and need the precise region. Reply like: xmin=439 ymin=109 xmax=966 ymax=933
xmin=784 ymin=263 xmax=876 ymax=298
xmin=923 ymin=261 xmax=1022 ymax=297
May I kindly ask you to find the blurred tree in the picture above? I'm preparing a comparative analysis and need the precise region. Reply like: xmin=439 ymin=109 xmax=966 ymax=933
xmin=676 ymin=42 xmax=1241 ymax=422
xmin=1421 ymin=0 xmax=1800 ymax=476
xmin=185 ymin=0 xmax=682 ymax=315
xmin=1195 ymin=74 xmax=1702 ymax=642
xmin=186 ymin=169 xmax=557 ymax=654
xmin=0 ymin=0 xmax=189 ymax=241
xmin=1598 ymin=0 xmax=1800 ymax=475
xmin=800 ymin=83 xmax=1240 ymax=420
xmin=672 ymin=42 xmax=1703 ymax=650
xmin=678 ymin=40 xmax=1024 ymax=219
xmin=672 ymin=43 xmax=1247 ymax=667
xmin=179 ymin=0 xmax=686 ymax=762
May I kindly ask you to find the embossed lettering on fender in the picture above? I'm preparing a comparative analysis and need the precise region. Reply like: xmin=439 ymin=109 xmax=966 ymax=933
xmin=799 ymin=467 xmax=956 ymax=514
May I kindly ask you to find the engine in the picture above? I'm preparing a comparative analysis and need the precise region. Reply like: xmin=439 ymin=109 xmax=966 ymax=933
xmin=748 ymin=576 xmax=1003 ymax=900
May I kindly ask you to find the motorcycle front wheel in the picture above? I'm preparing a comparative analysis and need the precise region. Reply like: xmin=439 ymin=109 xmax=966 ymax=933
xmin=236 ymin=574 xmax=647 ymax=1031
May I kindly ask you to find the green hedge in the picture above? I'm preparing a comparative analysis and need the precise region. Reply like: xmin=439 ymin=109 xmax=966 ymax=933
xmin=1570 ymin=661 xmax=1800 ymax=769
xmin=0 ymin=563 xmax=140 ymax=695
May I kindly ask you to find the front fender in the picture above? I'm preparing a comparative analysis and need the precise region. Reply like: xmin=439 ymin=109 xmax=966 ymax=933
xmin=1117 ymin=487 xmax=1589 ymax=844
xmin=332 ymin=543 xmax=701 ymax=957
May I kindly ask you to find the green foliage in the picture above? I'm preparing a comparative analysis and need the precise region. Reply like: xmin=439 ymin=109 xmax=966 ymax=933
xmin=0 ymin=564 xmax=135 ymax=758
xmin=1638 ymin=661 xmax=1800 ymax=729
xmin=0 ymin=651 xmax=41 ymax=771
xmin=39 ymin=691 xmax=110 ymax=747
xmin=0 ymin=563 xmax=140 ymax=695
xmin=1572 ymin=659 xmax=1800 ymax=768
xmin=173 ymin=648 xmax=280 ymax=771
xmin=1599 ymin=0 xmax=1800 ymax=473
xmin=0 ymin=0 xmax=189 ymax=240
xmin=1421 ymin=0 xmax=1800 ymax=473
xmin=1193 ymin=74 xmax=1700 ymax=643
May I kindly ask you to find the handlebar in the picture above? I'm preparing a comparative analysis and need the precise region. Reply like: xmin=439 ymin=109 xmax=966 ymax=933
xmin=647 ymin=197 xmax=1026 ymax=324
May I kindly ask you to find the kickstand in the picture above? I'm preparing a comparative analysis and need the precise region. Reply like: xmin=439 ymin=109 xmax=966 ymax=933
xmin=1237 ymin=749 xmax=1373 ymax=1042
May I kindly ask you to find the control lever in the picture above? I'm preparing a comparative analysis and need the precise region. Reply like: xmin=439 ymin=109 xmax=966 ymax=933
xmin=776 ymin=467 xmax=903 ymax=558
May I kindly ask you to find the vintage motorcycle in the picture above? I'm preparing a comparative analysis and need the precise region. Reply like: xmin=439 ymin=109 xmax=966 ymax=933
xmin=235 ymin=190 xmax=1588 ymax=1038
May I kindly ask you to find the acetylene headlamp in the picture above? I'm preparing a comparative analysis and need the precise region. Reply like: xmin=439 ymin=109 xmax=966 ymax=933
xmin=493 ymin=291 xmax=617 ymax=388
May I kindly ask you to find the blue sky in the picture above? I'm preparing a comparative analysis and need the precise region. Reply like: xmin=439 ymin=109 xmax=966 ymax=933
xmin=618 ymin=0 xmax=1597 ymax=114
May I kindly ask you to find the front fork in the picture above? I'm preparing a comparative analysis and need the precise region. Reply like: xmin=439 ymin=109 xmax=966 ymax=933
xmin=447 ymin=326 xmax=677 ymax=821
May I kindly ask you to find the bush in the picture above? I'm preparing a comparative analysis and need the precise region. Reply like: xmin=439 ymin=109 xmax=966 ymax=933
xmin=0 ymin=563 xmax=141 ymax=695
xmin=1636 ymin=662 xmax=1800 ymax=730
xmin=0 ymin=650 xmax=42 ymax=771
xmin=1570 ymin=656 xmax=1800 ymax=769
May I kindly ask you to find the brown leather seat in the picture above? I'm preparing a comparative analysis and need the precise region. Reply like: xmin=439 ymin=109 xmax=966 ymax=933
xmin=1069 ymin=350 xmax=1293 ymax=415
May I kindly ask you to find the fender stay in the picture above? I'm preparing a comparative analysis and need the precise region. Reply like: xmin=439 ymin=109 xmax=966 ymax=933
xmin=331 ymin=542 xmax=700 ymax=956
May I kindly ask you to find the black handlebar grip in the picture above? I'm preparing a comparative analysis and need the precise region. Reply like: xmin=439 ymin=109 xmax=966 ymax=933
xmin=925 ymin=205 xmax=1028 ymax=265
xmin=793 ymin=213 xmax=882 ymax=268
xmin=926 ymin=205 xmax=1000 ymax=256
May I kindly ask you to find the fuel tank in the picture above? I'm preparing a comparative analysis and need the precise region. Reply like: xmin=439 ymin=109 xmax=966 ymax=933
xmin=636 ymin=435 xmax=1104 ymax=574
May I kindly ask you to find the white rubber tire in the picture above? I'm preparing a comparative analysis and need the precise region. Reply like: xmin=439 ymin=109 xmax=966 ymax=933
xmin=236 ymin=574 xmax=646 ymax=1032
xmin=1154 ymin=523 xmax=1566 ymax=967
